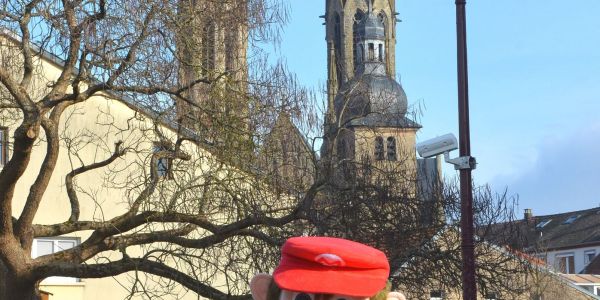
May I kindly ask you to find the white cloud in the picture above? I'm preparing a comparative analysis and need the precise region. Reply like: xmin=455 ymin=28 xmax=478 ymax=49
xmin=490 ymin=122 xmax=600 ymax=215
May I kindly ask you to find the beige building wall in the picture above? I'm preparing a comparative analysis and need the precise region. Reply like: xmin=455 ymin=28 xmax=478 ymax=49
xmin=1 ymin=35 xmax=251 ymax=300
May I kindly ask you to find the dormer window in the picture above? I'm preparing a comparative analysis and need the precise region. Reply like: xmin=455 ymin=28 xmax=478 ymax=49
xmin=562 ymin=215 xmax=580 ymax=224
xmin=536 ymin=219 xmax=552 ymax=229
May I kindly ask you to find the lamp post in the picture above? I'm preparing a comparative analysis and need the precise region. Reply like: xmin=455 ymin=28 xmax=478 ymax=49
xmin=455 ymin=0 xmax=477 ymax=299
xmin=415 ymin=1 xmax=477 ymax=297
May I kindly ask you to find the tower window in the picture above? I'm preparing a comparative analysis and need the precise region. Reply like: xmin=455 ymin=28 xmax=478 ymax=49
xmin=378 ymin=44 xmax=383 ymax=62
xmin=201 ymin=20 xmax=215 ymax=74
xmin=358 ymin=44 xmax=364 ymax=63
xmin=368 ymin=43 xmax=375 ymax=61
xmin=337 ymin=139 xmax=347 ymax=159
xmin=378 ymin=11 xmax=389 ymax=73
xmin=225 ymin=30 xmax=237 ymax=72
xmin=353 ymin=10 xmax=364 ymax=71
xmin=387 ymin=137 xmax=396 ymax=161
xmin=374 ymin=136 xmax=384 ymax=161
xmin=334 ymin=13 xmax=343 ymax=86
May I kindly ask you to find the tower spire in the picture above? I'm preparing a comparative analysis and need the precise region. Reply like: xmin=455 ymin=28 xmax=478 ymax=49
xmin=355 ymin=10 xmax=386 ymax=75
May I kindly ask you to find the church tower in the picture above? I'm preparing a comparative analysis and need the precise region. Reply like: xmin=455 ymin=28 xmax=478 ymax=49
xmin=325 ymin=0 xmax=399 ymax=122
xmin=321 ymin=0 xmax=422 ymax=189
xmin=176 ymin=0 xmax=249 ymax=142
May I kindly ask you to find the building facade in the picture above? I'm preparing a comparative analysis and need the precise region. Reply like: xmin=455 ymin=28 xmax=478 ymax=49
xmin=518 ymin=208 xmax=600 ymax=275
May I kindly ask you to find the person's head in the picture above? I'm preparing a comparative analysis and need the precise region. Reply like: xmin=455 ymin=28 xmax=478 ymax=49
xmin=250 ymin=237 xmax=406 ymax=300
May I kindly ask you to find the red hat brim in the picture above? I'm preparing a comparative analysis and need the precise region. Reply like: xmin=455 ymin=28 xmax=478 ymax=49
xmin=273 ymin=254 xmax=389 ymax=297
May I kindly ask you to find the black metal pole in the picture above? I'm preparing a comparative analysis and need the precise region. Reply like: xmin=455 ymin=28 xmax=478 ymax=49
xmin=455 ymin=0 xmax=477 ymax=299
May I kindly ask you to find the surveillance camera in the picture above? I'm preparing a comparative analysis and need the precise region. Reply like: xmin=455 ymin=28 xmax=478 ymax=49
xmin=416 ymin=133 xmax=458 ymax=158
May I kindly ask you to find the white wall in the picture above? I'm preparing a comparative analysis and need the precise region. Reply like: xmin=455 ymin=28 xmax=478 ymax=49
xmin=543 ymin=246 xmax=600 ymax=274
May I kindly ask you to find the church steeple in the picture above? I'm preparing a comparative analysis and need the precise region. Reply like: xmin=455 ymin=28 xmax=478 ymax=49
xmin=324 ymin=0 xmax=398 ymax=126
xmin=321 ymin=0 xmax=420 ymax=166
xmin=354 ymin=8 xmax=386 ymax=76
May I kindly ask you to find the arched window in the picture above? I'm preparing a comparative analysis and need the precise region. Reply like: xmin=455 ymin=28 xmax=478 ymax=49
xmin=353 ymin=10 xmax=364 ymax=72
xmin=225 ymin=29 xmax=237 ymax=73
xmin=387 ymin=137 xmax=397 ymax=161
xmin=337 ymin=139 xmax=347 ymax=159
xmin=358 ymin=44 xmax=364 ymax=63
xmin=378 ymin=11 xmax=389 ymax=70
xmin=334 ymin=13 xmax=343 ymax=87
xmin=201 ymin=20 xmax=215 ymax=74
xmin=374 ymin=136 xmax=384 ymax=161
xmin=368 ymin=43 xmax=375 ymax=61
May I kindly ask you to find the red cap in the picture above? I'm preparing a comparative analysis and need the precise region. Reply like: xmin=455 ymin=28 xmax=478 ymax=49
xmin=273 ymin=237 xmax=390 ymax=297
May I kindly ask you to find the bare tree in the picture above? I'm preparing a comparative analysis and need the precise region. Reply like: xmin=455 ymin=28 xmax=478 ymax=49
xmin=0 ymin=1 xmax=539 ymax=300
xmin=0 ymin=0 xmax=322 ymax=299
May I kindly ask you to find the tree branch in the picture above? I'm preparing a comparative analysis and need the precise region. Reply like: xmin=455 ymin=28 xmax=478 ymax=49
xmin=65 ymin=141 xmax=125 ymax=222
xmin=34 ymin=258 xmax=251 ymax=300
xmin=18 ymin=0 xmax=43 ymax=89
xmin=15 ymin=106 xmax=65 ymax=247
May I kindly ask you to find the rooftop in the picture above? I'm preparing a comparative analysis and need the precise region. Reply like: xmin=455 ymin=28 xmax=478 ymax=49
xmin=484 ymin=207 xmax=600 ymax=252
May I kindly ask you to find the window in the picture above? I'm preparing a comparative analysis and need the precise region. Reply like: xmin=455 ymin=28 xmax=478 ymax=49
xmin=337 ymin=139 xmax=348 ymax=159
xmin=153 ymin=142 xmax=173 ymax=179
xmin=32 ymin=238 xmax=80 ymax=283
xmin=374 ymin=136 xmax=384 ymax=160
xmin=562 ymin=215 xmax=580 ymax=224
xmin=368 ymin=43 xmax=375 ymax=61
xmin=429 ymin=290 xmax=444 ymax=300
xmin=378 ymin=44 xmax=383 ymax=62
xmin=358 ymin=44 xmax=364 ymax=63
xmin=334 ymin=13 xmax=343 ymax=87
xmin=386 ymin=137 xmax=396 ymax=161
xmin=0 ymin=127 xmax=7 ymax=165
xmin=536 ymin=219 xmax=552 ymax=229
xmin=556 ymin=253 xmax=575 ymax=273
xmin=225 ymin=30 xmax=237 ymax=72
xmin=585 ymin=250 xmax=596 ymax=265
xmin=485 ymin=292 xmax=498 ymax=300
xmin=201 ymin=20 xmax=216 ymax=74
xmin=377 ymin=11 xmax=388 ymax=72
xmin=352 ymin=10 xmax=364 ymax=71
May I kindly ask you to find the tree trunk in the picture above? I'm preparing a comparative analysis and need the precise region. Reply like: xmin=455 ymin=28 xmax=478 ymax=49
xmin=0 ymin=260 xmax=40 ymax=300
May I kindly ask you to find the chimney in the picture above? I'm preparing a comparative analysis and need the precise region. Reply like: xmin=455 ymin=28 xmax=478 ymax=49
xmin=524 ymin=208 xmax=534 ymax=224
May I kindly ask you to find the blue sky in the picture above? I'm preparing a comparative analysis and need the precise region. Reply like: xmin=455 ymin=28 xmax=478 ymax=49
xmin=275 ymin=1 xmax=600 ymax=216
